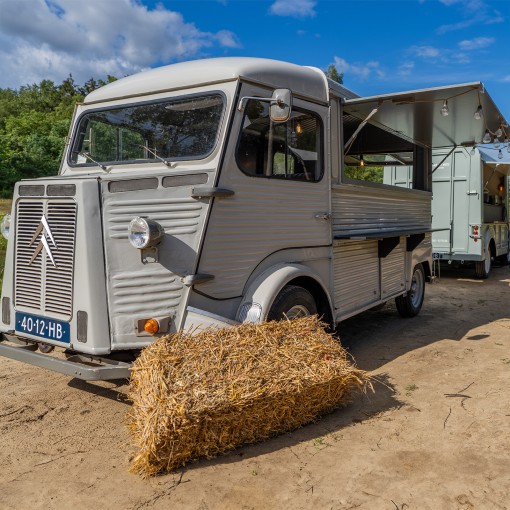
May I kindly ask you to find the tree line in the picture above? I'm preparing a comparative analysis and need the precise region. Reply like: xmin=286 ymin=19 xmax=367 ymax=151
xmin=0 ymin=75 xmax=116 ymax=197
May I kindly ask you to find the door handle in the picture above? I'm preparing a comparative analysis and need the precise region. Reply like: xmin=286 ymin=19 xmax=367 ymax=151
xmin=315 ymin=213 xmax=332 ymax=221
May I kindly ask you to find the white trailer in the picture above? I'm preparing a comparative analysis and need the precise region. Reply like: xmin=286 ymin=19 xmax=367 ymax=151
xmin=0 ymin=58 xmax=506 ymax=379
xmin=431 ymin=145 xmax=510 ymax=278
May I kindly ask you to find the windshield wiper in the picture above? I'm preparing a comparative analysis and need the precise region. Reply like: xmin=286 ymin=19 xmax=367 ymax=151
xmin=75 ymin=151 xmax=110 ymax=173
xmin=138 ymin=145 xmax=174 ymax=167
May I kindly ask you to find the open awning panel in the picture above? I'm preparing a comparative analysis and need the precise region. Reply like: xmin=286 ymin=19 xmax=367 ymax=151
xmin=344 ymin=82 xmax=508 ymax=150
xmin=477 ymin=144 xmax=510 ymax=167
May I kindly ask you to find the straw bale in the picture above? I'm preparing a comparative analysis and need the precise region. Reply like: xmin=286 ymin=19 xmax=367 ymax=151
xmin=127 ymin=316 xmax=370 ymax=477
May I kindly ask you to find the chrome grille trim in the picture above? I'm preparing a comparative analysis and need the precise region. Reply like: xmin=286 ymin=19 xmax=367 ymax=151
xmin=14 ymin=199 xmax=77 ymax=320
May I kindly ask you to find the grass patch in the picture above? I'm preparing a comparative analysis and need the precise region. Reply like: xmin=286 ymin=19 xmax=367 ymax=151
xmin=0 ymin=199 xmax=12 ymax=288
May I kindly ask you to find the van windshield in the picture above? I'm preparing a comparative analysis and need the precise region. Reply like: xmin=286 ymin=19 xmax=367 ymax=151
xmin=69 ymin=93 xmax=224 ymax=167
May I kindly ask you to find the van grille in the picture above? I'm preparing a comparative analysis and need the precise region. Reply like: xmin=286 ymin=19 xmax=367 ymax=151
xmin=14 ymin=199 xmax=77 ymax=320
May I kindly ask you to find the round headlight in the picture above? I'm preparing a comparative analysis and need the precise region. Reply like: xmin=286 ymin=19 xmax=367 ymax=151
xmin=128 ymin=217 xmax=164 ymax=249
xmin=1 ymin=214 xmax=11 ymax=240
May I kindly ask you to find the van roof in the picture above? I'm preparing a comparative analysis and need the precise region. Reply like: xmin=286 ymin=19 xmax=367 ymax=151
xmin=83 ymin=57 xmax=345 ymax=105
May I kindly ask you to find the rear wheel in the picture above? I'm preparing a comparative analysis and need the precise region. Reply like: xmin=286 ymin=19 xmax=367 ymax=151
xmin=475 ymin=245 xmax=491 ymax=279
xmin=395 ymin=264 xmax=425 ymax=318
xmin=267 ymin=285 xmax=317 ymax=321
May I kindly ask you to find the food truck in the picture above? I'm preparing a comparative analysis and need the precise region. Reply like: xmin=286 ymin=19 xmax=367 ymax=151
xmin=431 ymin=144 xmax=510 ymax=278
xmin=0 ymin=58 xmax=506 ymax=379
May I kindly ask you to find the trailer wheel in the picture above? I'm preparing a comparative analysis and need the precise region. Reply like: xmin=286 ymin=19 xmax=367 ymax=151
xmin=474 ymin=246 xmax=491 ymax=279
xmin=268 ymin=285 xmax=317 ymax=321
xmin=395 ymin=264 xmax=425 ymax=318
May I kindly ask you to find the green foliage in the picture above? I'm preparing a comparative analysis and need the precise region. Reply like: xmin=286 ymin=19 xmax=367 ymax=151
xmin=0 ymin=75 xmax=117 ymax=197
xmin=324 ymin=64 xmax=343 ymax=84
xmin=344 ymin=164 xmax=384 ymax=183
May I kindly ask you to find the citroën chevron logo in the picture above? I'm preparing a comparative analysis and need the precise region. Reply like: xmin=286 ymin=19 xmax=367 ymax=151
xmin=28 ymin=215 xmax=57 ymax=267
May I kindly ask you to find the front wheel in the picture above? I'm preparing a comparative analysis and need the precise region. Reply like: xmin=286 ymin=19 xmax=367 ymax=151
xmin=395 ymin=264 xmax=425 ymax=318
xmin=267 ymin=285 xmax=317 ymax=321
xmin=475 ymin=245 xmax=491 ymax=279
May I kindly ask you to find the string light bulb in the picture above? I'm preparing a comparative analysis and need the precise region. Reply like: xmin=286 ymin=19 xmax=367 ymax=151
xmin=296 ymin=122 xmax=302 ymax=134
xmin=483 ymin=130 xmax=492 ymax=144
xmin=504 ymin=137 xmax=509 ymax=147
xmin=474 ymin=105 xmax=483 ymax=120
xmin=499 ymin=149 xmax=503 ymax=160
xmin=470 ymin=146 xmax=476 ymax=156
xmin=360 ymin=155 xmax=365 ymax=167
xmin=496 ymin=127 xmax=503 ymax=138
xmin=494 ymin=137 xmax=501 ymax=149
xmin=440 ymin=100 xmax=449 ymax=117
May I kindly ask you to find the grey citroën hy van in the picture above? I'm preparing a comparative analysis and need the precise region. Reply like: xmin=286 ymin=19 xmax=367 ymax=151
xmin=0 ymin=58 xmax=506 ymax=379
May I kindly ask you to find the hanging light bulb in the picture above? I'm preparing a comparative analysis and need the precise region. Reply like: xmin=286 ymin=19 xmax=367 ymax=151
xmin=440 ymin=100 xmax=449 ymax=117
xmin=474 ymin=105 xmax=483 ymax=120
xmin=494 ymin=137 xmax=501 ymax=148
xmin=296 ymin=122 xmax=303 ymax=134
xmin=496 ymin=127 xmax=503 ymax=138
xmin=483 ymin=130 xmax=492 ymax=144
xmin=499 ymin=149 xmax=503 ymax=159
xmin=360 ymin=155 xmax=364 ymax=167
xmin=504 ymin=137 xmax=509 ymax=147
xmin=470 ymin=146 xmax=476 ymax=155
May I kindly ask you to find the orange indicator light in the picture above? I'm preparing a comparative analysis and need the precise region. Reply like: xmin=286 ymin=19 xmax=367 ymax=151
xmin=144 ymin=319 xmax=160 ymax=335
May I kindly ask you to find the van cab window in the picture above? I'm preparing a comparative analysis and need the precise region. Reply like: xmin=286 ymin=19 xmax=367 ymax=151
xmin=237 ymin=99 xmax=322 ymax=182
xmin=69 ymin=93 xmax=224 ymax=167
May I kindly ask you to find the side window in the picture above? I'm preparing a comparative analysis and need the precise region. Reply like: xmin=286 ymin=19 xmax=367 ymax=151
xmin=342 ymin=111 xmax=425 ymax=190
xmin=237 ymin=99 xmax=322 ymax=182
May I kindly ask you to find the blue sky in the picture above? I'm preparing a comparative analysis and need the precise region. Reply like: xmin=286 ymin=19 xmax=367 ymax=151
xmin=0 ymin=0 xmax=508 ymax=119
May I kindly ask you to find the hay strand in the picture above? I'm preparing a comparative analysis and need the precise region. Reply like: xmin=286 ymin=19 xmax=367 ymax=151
xmin=127 ymin=316 xmax=370 ymax=477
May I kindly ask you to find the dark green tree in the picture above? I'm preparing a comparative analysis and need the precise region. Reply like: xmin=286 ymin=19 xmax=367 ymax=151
xmin=324 ymin=64 xmax=343 ymax=84
xmin=0 ymin=75 xmax=117 ymax=197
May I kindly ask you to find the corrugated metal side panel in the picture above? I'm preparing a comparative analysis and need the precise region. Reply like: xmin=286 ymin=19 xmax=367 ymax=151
xmin=110 ymin=269 xmax=183 ymax=316
xmin=332 ymin=184 xmax=431 ymax=236
xmin=106 ymin=198 xmax=203 ymax=239
xmin=198 ymin=173 xmax=330 ymax=299
xmin=381 ymin=238 xmax=406 ymax=298
xmin=333 ymin=240 xmax=380 ymax=315
xmin=102 ymin=183 xmax=211 ymax=343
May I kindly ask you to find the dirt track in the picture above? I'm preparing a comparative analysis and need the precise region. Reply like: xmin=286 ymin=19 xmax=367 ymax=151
xmin=1 ymin=264 xmax=510 ymax=509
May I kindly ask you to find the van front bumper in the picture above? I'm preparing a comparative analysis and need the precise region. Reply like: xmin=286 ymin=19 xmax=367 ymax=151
xmin=0 ymin=333 xmax=131 ymax=381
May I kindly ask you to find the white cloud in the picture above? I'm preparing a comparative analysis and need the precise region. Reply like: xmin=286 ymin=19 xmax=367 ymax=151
xmin=0 ymin=0 xmax=240 ymax=88
xmin=411 ymin=46 xmax=441 ymax=59
xmin=398 ymin=61 xmax=415 ymax=77
xmin=436 ymin=0 xmax=505 ymax=33
xmin=333 ymin=57 xmax=383 ymax=80
xmin=269 ymin=0 xmax=316 ymax=18
xmin=458 ymin=37 xmax=495 ymax=50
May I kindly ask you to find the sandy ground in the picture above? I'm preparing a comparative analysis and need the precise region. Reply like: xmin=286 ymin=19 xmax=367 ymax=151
xmin=1 ymin=264 xmax=510 ymax=510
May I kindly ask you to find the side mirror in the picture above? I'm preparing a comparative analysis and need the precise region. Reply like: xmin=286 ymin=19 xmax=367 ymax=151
xmin=238 ymin=88 xmax=293 ymax=123
xmin=270 ymin=89 xmax=292 ymax=123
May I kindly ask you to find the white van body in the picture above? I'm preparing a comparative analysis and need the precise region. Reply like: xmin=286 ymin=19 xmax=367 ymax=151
xmin=0 ymin=58 xmax=506 ymax=379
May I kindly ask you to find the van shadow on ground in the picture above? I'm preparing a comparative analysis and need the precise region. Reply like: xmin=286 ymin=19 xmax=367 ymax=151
xmin=338 ymin=263 xmax=510 ymax=372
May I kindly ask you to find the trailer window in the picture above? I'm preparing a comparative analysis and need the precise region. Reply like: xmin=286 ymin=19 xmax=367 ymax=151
xmin=69 ymin=93 xmax=224 ymax=167
xmin=236 ymin=100 xmax=322 ymax=182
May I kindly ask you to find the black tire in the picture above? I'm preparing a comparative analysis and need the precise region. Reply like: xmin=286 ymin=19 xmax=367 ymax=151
xmin=474 ymin=245 xmax=491 ymax=279
xmin=395 ymin=264 xmax=425 ymax=318
xmin=267 ymin=285 xmax=317 ymax=321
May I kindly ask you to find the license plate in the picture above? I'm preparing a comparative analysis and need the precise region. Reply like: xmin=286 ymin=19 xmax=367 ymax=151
xmin=15 ymin=312 xmax=70 ymax=343
xmin=432 ymin=252 xmax=443 ymax=259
